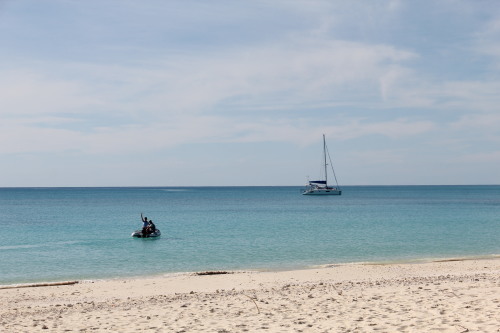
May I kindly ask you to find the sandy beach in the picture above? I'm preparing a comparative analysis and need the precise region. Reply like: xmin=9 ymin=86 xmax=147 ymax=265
xmin=1 ymin=258 xmax=498 ymax=332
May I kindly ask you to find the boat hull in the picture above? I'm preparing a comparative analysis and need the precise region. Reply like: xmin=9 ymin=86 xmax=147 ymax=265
xmin=302 ymin=189 xmax=342 ymax=195
xmin=131 ymin=229 xmax=161 ymax=238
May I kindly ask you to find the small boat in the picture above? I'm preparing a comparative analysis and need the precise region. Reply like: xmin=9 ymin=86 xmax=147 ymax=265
xmin=131 ymin=229 xmax=161 ymax=238
xmin=302 ymin=134 xmax=342 ymax=196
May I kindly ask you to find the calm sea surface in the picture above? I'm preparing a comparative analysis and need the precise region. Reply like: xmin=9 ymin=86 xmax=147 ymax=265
xmin=0 ymin=186 xmax=499 ymax=285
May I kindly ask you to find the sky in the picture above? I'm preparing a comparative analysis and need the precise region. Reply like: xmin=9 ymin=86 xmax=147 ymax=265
xmin=1 ymin=0 xmax=500 ymax=186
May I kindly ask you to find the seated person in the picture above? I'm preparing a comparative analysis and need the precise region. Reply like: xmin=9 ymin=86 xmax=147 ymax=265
xmin=148 ymin=220 xmax=156 ymax=234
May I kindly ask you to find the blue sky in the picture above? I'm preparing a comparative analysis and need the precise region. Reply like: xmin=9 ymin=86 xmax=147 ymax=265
xmin=1 ymin=0 xmax=499 ymax=186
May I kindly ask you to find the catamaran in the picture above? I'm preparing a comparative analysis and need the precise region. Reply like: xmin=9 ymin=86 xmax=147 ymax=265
xmin=302 ymin=134 xmax=342 ymax=195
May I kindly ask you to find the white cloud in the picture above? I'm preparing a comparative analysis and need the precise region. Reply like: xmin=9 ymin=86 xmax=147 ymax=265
xmin=475 ymin=17 xmax=500 ymax=70
xmin=450 ymin=113 xmax=500 ymax=135
xmin=79 ymin=38 xmax=417 ymax=117
xmin=458 ymin=150 xmax=500 ymax=163
xmin=347 ymin=148 xmax=407 ymax=166
xmin=0 ymin=70 xmax=93 ymax=116
xmin=2 ymin=0 xmax=500 ymax=185
xmin=0 ymin=34 xmax=420 ymax=154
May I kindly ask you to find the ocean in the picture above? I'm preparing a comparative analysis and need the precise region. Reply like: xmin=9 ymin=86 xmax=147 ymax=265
xmin=0 ymin=186 xmax=499 ymax=285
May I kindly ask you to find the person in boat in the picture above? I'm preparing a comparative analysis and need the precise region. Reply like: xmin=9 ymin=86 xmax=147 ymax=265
xmin=141 ymin=213 xmax=149 ymax=236
xmin=147 ymin=220 xmax=156 ymax=234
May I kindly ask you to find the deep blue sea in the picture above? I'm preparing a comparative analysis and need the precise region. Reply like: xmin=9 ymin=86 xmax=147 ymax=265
xmin=1 ymin=186 xmax=499 ymax=285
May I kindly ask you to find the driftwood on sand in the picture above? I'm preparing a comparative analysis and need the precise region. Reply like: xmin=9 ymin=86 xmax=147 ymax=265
xmin=0 ymin=281 xmax=79 ymax=290
xmin=194 ymin=271 xmax=231 ymax=276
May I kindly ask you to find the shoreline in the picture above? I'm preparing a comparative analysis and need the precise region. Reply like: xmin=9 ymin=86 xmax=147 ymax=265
xmin=2 ymin=253 xmax=499 ymax=289
xmin=1 ymin=258 xmax=499 ymax=332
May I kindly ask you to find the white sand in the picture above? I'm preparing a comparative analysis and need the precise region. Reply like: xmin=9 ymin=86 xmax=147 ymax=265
xmin=1 ymin=258 xmax=499 ymax=332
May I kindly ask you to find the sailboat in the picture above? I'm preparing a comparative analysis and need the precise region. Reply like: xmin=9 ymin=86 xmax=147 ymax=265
xmin=302 ymin=134 xmax=342 ymax=195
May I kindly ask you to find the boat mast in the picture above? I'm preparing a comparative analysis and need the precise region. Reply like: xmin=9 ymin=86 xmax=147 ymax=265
xmin=323 ymin=134 xmax=328 ymax=186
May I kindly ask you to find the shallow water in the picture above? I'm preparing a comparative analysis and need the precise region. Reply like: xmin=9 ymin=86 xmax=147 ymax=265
xmin=1 ymin=186 xmax=499 ymax=284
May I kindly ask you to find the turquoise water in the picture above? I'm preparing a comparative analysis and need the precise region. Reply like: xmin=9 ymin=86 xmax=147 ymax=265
xmin=0 ymin=186 xmax=499 ymax=285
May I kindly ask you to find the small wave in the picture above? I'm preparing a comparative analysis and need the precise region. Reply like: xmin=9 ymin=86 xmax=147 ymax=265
xmin=313 ymin=254 xmax=500 ymax=268
xmin=0 ymin=240 xmax=82 ymax=251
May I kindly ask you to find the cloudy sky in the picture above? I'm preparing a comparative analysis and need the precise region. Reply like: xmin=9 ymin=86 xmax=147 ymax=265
xmin=1 ymin=0 xmax=499 ymax=186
